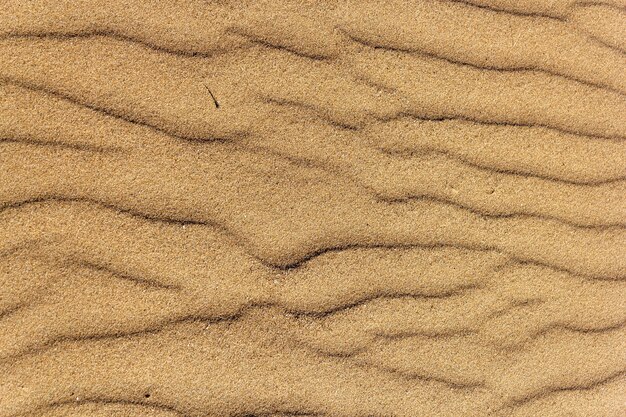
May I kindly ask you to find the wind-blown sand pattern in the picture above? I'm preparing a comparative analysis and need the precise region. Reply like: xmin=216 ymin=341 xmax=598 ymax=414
xmin=1 ymin=0 xmax=625 ymax=416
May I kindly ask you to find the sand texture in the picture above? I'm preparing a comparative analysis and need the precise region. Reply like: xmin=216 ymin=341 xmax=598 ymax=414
xmin=1 ymin=0 xmax=626 ymax=416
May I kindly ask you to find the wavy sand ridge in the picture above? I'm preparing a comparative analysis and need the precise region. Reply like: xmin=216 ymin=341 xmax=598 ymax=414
xmin=1 ymin=1 xmax=625 ymax=416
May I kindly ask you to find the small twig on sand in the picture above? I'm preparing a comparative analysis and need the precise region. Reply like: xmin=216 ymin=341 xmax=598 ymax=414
xmin=204 ymin=84 xmax=220 ymax=109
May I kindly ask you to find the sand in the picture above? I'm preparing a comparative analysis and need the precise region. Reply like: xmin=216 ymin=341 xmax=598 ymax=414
xmin=0 ymin=0 xmax=625 ymax=416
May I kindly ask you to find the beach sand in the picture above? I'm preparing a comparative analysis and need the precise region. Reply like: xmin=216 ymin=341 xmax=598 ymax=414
xmin=0 ymin=1 xmax=625 ymax=416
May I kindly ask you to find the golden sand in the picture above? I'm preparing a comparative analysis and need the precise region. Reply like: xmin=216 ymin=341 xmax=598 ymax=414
xmin=0 ymin=1 xmax=625 ymax=416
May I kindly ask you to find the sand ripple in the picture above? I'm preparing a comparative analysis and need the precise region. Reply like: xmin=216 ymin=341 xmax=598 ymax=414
xmin=1 ymin=1 xmax=624 ymax=416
